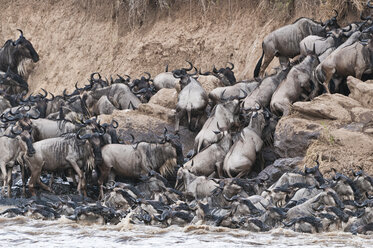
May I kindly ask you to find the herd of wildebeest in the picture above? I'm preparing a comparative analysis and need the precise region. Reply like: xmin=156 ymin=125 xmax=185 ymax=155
xmin=1 ymin=2 xmax=373 ymax=234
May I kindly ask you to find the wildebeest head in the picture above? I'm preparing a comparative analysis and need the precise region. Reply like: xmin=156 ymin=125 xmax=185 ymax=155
xmin=12 ymin=29 xmax=39 ymax=63
xmin=99 ymin=119 xmax=119 ymax=144
xmin=6 ymin=125 xmax=35 ymax=156
xmin=77 ymin=128 xmax=106 ymax=165
xmin=159 ymin=127 xmax=183 ymax=166
xmin=200 ymin=62 xmax=236 ymax=86
xmin=246 ymin=109 xmax=267 ymax=136
xmin=323 ymin=9 xmax=340 ymax=30
xmin=172 ymin=65 xmax=198 ymax=89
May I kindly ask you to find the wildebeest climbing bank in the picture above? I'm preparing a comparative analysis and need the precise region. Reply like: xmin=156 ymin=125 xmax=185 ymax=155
xmin=1 ymin=0 xmax=373 ymax=245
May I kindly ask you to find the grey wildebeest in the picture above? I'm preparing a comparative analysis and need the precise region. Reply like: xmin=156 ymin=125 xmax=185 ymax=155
xmin=222 ymin=110 xmax=267 ymax=178
xmin=0 ymin=67 xmax=29 ymax=94
xmin=83 ymin=83 xmax=141 ymax=114
xmin=174 ymin=70 xmax=208 ymax=132
xmin=30 ymin=118 xmax=80 ymax=141
xmin=0 ymin=29 xmax=39 ymax=80
xmin=198 ymin=63 xmax=237 ymax=86
xmin=0 ymin=126 xmax=35 ymax=197
xmin=24 ymin=132 xmax=97 ymax=196
xmin=184 ymin=133 xmax=232 ymax=177
xmin=314 ymin=30 xmax=373 ymax=93
xmin=208 ymin=80 xmax=259 ymax=106
xmin=242 ymin=67 xmax=291 ymax=112
xmin=153 ymin=62 xmax=194 ymax=90
xmin=253 ymin=12 xmax=339 ymax=77
xmin=270 ymin=48 xmax=320 ymax=116
xmin=99 ymin=136 xmax=178 ymax=198
xmin=194 ymin=96 xmax=240 ymax=153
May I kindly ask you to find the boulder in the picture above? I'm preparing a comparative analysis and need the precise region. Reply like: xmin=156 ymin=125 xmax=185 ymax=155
xmin=292 ymin=94 xmax=361 ymax=122
xmin=257 ymin=157 xmax=304 ymax=186
xmin=149 ymin=88 xmax=178 ymax=109
xmin=197 ymin=75 xmax=224 ymax=94
xmin=347 ymin=76 xmax=373 ymax=109
xmin=274 ymin=117 xmax=323 ymax=157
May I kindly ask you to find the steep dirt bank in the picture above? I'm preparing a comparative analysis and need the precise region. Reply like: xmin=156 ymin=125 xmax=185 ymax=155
xmin=0 ymin=0 xmax=367 ymax=94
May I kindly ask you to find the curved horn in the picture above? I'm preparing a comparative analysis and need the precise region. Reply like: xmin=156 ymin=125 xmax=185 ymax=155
xmin=77 ymin=129 xmax=92 ymax=140
xmin=188 ymin=67 xmax=198 ymax=76
xmin=220 ymin=89 xmax=228 ymax=101
xmin=368 ymin=0 xmax=373 ymax=8
xmin=198 ymin=68 xmax=212 ymax=76
xmin=181 ymin=61 xmax=193 ymax=71
xmin=17 ymin=29 xmax=24 ymax=38
xmin=39 ymin=88 xmax=48 ymax=99
xmin=11 ymin=126 xmax=23 ymax=136
xmin=91 ymin=72 xmax=101 ymax=81
xmin=332 ymin=9 xmax=338 ymax=19
xmin=227 ymin=62 xmax=234 ymax=70
xmin=342 ymin=24 xmax=352 ymax=32
xmin=172 ymin=70 xmax=183 ymax=79
xmin=144 ymin=72 xmax=151 ymax=81
xmin=238 ymin=89 xmax=248 ymax=100
xmin=111 ymin=119 xmax=118 ymax=128
xmin=213 ymin=65 xmax=218 ymax=74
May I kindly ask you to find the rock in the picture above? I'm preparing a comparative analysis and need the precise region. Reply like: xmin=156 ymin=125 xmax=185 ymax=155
xmin=197 ymin=75 xmax=224 ymax=94
xmin=149 ymin=88 xmax=178 ymax=109
xmin=257 ymin=157 xmax=303 ymax=185
xmin=305 ymin=128 xmax=373 ymax=176
xmin=292 ymin=94 xmax=361 ymax=122
xmin=137 ymin=103 xmax=175 ymax=122
xmin=274 ymin=117 xmax=323 ymax=157
xmin=347 ymin=76 xmax=373 ymax=109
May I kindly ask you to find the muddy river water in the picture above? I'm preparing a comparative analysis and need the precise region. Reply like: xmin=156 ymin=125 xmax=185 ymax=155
xmin=0 ymin=215 xmax=371 ymax=248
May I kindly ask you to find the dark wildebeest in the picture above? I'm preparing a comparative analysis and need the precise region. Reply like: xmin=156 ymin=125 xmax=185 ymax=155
xmin=0 ymin=29 xmax=39 ymax=80
xmin=253 ymin=12 xmax=339 ymax=77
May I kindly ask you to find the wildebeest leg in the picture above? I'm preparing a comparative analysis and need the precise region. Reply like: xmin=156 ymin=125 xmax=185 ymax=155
xmin=29 ymin=167 xmax=42 ymax=196
xmin=49 ymin=172 xmax=54 ymax=188
xmin=0 ymin=162 xmax=7 ymax=196
xmin=36 ymin=177 xmax=52 ymax=192
xmin=21 ymin=162 xmax=26 ymax=196
xmin=6 ymin=167 xmax=13 ymax=198
xmin=67 ymin=158 xmax=86 ymax=196
xmin=216 ymin=162 xmax=224 ymax=179
xmin=67 ymin=169 xmax=77 ymax=187
xmin=279 ymin=56 xmax=289 ymax=70
xmin=260 ymin=53 xmax=275 ymax=77
xmin=323 ymin=66 xmax=335 ymax=94
xmin=98 ymin=164 xmax=111 ymax=200
xmin=175 ymin=109 xmax=184 ymax=133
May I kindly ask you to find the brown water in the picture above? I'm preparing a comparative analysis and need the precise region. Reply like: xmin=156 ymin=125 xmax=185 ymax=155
xmin=0 ymin=215 xmax=371 ymax=248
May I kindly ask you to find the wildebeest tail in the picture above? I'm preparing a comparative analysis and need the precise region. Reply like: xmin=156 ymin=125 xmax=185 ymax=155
xmin=254 ymin=49 xmax=264 ymax=78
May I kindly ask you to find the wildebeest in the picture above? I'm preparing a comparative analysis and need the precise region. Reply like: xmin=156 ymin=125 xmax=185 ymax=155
xmin=24 ymin=132 xmax=96 ymax=196
xmin=30 ymin=118 xmax=80 ymax=141
xmin=0 ymin=67 xmax=29 ymax=94
xmin=242 ymin=67 xmax=291 ymax=112
xmin=194 ymin=97 xmax=240 ymax=153
xmin=270 ymin=49 xmax=320 ymax=116
xmin=184 ymin=133 xmax=232 ymax=177
xmin=0 ymin=29 xmax=39 ymax=79
xmin=314 ymin=31 xmax=364 ymax=93
xmin=99 ymin=138 xmax=178 ymax=198
xmin=0 ymin=126 xmax=35 ymax=197
xmin=208 ymin=80 xmax=259 ymax=106
xmin=83 ymin=83 xmax=141 ymax=114
xmin=254 ymin=13 xmax=339 ymax=77
xmin=153 ymin=62 xmax=193 ymax=90
xmin=222 ymin=110 xmax=267 ymax=178
xmin=174 ymin=70 xmax=208 ymax=132
xmin=199 ymin=63 xmax=237 ymax=86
